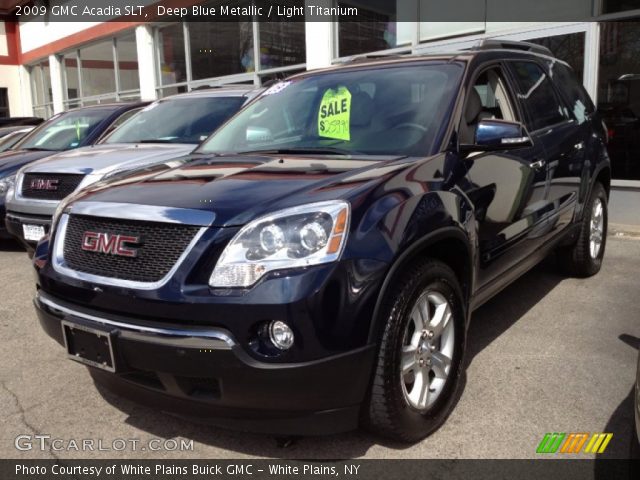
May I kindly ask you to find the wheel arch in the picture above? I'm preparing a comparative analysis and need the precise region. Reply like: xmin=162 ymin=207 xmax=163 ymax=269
xmin=367 ymin=227 xmax=474 ymax=344
xmin=595 ymin=165 xmax=611 ymax=199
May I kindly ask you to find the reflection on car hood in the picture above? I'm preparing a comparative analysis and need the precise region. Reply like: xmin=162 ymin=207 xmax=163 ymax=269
xmin=0 ymin=149 xmax=56 ymax=177
xmin=72 ymin=153 xmax=420 ymax=227
xmin=23 ymin=143 xmax=195 ymax=177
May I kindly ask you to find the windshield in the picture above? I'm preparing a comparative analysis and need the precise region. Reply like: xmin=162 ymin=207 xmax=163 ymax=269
xmin=105 ymin=96 xmax=245 ymax=145
xmin=17 ymin=108 xmax=115 ymax=151
xmin=0 ymin=131 xmax=28 ymax=152
xmin=198 ymin=63 xmax=464 ymax=157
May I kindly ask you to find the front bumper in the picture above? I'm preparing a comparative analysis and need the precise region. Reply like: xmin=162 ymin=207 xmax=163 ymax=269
xmin=35 ymin=290 xmax=375 ymax=435
xmin=5 ymin=210 xmax=51 ymax=248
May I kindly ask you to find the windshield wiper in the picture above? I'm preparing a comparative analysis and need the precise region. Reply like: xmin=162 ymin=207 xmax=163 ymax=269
xmin=21 ymin=147 xmax=55 ymax=151
xmin=239 ymin=147 xmax=362 ymax=156
xmin=135 ymin=139 xmax=178 ymax=144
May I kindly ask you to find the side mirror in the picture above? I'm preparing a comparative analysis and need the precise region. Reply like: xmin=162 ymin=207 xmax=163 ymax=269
xmin=461 ymin=119 xmax=533 ymax=151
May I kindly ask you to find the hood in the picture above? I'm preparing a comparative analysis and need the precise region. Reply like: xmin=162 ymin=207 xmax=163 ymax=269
xmin=24 ymin=143 xmax=195 ymax=177
xmin=0 ymin=149 xmax=56 ymax=177
xmin=74 ymin=154 xmax=417 ymax=227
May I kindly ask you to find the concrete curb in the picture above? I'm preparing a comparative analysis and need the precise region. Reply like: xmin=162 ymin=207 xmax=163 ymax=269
xmin=609 ymin=223 xmax=640 ymax=239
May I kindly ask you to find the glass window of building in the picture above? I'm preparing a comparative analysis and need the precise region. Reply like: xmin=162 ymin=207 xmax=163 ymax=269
xmin=0 ymin=88 xmax=9 ymax=117
xmin=62 ymin=52 xmax=80 ymax=107
xmin=55 ymin=30 xmax=141 ymax=111
xmin=601 ymin=1 xmax=640 ymax=14
xmin=337 ymin=0 xmax=403 ymax=58
xmin=189 ymin=21 xmax=254 ymax=80
xmin=157 ymin=23 xmax=188 ymax=89
xmin=155 ymin=21 xmax=306 ymax=97
xmin=30 ymin=61 xmax=53 ymax=118
xmin=116 ymin=33 xmax=140 ymax=94
xmin=79 ymin=39 xmax=117 ymax=97
xmin=598 ymin=22 xmax=640 ymax=180
xmin=258 ymin=22 xmax=306 ymax=69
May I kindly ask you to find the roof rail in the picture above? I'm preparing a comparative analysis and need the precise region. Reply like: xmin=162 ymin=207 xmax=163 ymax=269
xmin=473 ymin=39 xmax=553 ymax=57
xmin=332 ymin=53 xmax=408 ymax=65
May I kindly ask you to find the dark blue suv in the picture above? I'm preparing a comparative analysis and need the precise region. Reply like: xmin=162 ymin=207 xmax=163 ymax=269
xmin=32 ymin=41 xmax=610 ymax=442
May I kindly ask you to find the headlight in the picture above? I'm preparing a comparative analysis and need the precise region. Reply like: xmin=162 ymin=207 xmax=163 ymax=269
xmin=209 ymin=200 xmax=350 ymax=288
xmin=0 ymin=174 xmax=16 ymax=197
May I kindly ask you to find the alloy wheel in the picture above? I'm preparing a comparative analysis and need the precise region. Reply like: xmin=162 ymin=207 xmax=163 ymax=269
xmin=400 ymin=290 xmax=455 ymax=412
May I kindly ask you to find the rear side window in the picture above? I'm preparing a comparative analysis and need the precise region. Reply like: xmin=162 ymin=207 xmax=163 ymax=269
xmin=508 ymin=61 xmax=570 ymax=131
xmin=549 ymin=62 xmax=594 ymax=125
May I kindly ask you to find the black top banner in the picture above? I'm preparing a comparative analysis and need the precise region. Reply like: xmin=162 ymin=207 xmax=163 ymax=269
xmin=10 ymin=0 xmax=640 ymax=23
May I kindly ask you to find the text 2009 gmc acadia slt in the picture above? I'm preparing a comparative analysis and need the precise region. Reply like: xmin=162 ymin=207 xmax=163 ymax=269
xmin=32 ymin=41 xmax=610 ymax=442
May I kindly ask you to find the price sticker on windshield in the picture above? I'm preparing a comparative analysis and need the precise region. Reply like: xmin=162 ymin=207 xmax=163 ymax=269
xmin=318 ymin=86 xmax=351 ymax=141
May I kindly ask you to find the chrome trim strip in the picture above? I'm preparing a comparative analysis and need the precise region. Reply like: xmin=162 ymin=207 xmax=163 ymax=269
xmin=52 ymin=213 xmax=207 ymax=290
xmin=70 ymin=201 xmax=216 ymax=226
xmin=37 ymin=291 xmax=235 ymax=348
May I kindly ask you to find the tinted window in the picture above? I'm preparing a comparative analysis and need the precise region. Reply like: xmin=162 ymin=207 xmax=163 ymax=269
xmin=18 ymin=108 xmax=115 ymax=151
xmin=105 ymin=96 xmax=245 ymax=145
xmin=199 ymin=63 xmax=464 ymax=157
xmin=97 ymin=107 xmax=143 ymax=142
xmin=549 ymin=62 xmax=594 ymax=125
xmin=509 ymin=61 xmax=569 ymax=131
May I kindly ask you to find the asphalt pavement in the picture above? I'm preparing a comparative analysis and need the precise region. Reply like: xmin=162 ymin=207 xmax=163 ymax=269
xmin=0 ymin=236 xmax=638 ymax=460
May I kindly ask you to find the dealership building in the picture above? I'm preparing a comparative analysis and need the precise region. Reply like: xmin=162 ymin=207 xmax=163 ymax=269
xmin=0 ymin=0 xmax=640 ymax=181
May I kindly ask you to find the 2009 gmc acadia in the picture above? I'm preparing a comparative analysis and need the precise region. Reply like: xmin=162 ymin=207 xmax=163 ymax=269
xmin=32 ymin=41 xmax=610 ymax=442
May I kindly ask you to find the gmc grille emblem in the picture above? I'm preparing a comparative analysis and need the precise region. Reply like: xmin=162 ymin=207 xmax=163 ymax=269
xmin=29 ymin=179 xmax=59 ymax=191
xmin=81 ymin=232 xmax=140 ymax=258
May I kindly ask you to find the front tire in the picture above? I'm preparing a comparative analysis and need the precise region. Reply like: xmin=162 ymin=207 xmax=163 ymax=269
xmin=557 ymin=182 xmax=608 ymax=277
xmin=365 ymin=259 xmax=466 ymax=442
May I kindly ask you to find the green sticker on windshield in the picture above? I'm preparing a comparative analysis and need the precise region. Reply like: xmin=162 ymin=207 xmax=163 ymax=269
xmin=318 ymin=86 xmax=351 ymax=141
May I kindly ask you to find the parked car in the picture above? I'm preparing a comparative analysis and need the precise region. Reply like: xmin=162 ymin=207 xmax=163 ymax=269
xmin=32 ymin=41 xmax=610 ymax=441
xmin=0 ymin=127 xmax=34 ymax=152
xmin=635 ymin=350 xmax=640 ymax=456
xmin=5 ymin=87 xmax=259 ymax=250
xmin=0 ymin=116 xmax=43 ymax=127
xmin=0 ymin=103 xmax=147 ymax=240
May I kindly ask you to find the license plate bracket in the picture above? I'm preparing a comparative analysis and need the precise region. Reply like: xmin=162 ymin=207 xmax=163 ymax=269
xmin=22 ymin=224 xmax=46 ymax=242
xmin=61 ymin=321 xmax=117 ymax=372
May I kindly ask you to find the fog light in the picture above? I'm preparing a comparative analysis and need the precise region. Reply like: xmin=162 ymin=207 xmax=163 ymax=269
xmin=269 ymin=320 xmax=294 ymax=350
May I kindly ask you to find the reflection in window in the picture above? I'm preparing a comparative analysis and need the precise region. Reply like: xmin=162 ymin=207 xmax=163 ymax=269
xmin=105 ymin=97 xmax=245 ymax=145
xmin=20 ymin=108 xmax=116 ymax=151
xmin=337 ymin=1 xmax=401 ymax=57
xmin=529 ymin=32 xmax=585 ymax=82
xmin=157 ymin=23 xmax=187 ymax=86
xmin=510 ymin=61 xmax=569 ymax=131
xmin=259 ymin=22 xmax=306 ymax=69
xmin=598 ymin=22 xmax=640 ymax=180
xmin=189 ymin=22 xmax=253 ymax=79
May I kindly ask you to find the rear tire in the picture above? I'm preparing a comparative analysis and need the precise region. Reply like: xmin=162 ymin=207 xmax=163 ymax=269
xmin=557 ymin=182 xmax=607 ymax=277
xmin=365 ymin=259 xmax=466 ymax=443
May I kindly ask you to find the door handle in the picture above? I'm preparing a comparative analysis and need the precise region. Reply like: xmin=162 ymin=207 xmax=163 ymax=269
xmin=529 ymin=159 xmax=546 ymax=169
xmin=574 ymin=141 xmax=585 ymax=150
